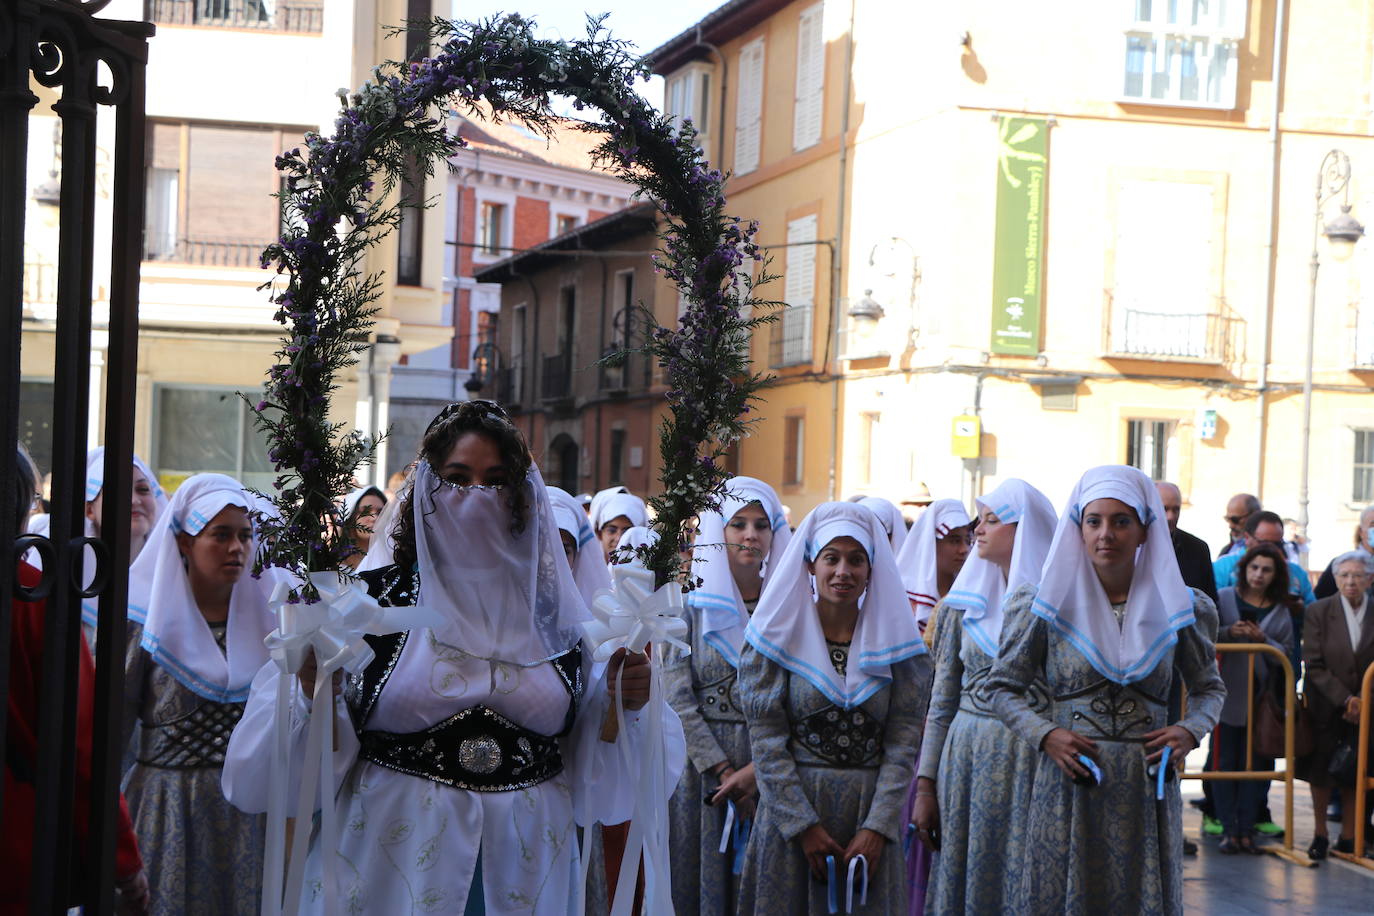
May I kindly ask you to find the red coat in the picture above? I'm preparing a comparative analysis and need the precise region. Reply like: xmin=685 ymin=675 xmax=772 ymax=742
xmin=3 ymin=562 xmax=142 ymax=912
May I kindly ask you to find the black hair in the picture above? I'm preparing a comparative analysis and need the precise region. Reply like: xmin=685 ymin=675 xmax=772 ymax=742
xmin=13 ymin=446 xmax=36 ymax=542
xmin=1233 ymin=541 xmax=1290 ymax=606
xmin=1243 ymin=510 xmax=1283 ymax=536
xmin=391 ymin=400 xmax=532 ymax=572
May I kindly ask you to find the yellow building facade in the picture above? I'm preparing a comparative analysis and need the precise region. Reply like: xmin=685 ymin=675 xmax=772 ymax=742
xmin=20 ymin=0 xmax=449 ymax=493
xmin=655 ymin=0 xmax=1374 ymax=567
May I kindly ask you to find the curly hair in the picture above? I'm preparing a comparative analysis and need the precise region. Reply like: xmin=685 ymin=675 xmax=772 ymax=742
xmin=390 ymin=400 xmax=533 ymax=573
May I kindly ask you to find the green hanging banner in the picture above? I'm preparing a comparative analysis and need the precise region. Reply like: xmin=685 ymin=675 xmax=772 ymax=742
xmin=990 ymin=116 xmax=1048 ymax=356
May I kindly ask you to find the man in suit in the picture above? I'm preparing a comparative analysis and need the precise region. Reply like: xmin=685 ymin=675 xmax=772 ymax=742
xmin=1157 ymin=482 xmax=1217 ymax=603
xmin=1301 ymin=550 xmax=1374 ymax=858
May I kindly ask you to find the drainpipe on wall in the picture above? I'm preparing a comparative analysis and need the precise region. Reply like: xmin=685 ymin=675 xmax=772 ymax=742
xmin=828 ymin=0 xmax=858 ymax=501
xmin=1254 ymin=0 xmax=1289 ymax=501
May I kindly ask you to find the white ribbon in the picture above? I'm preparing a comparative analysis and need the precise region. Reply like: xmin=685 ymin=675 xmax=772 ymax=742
xmin=260 ymin=571 xmax=443 ymax=916
xmin=583 ymin=565 xmax=690 ymax=661
xmin=581 ymin=566 xmax=688 ymax=916
xmin=846 ymin=854 xmax=868 ymax=913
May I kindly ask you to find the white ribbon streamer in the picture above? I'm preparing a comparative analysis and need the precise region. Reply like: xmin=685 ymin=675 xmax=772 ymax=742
xmin=581 ymin=566 xmax=688 ymax=916
xmin=846 ymin=854 xmax=868 ymax=913
xmin=260 ymin=571 xmax=444 ymax=916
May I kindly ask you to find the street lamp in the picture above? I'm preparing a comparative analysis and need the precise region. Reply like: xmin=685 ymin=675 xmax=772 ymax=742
xmin=1298 ymin=150 xmax=1365 ymax=541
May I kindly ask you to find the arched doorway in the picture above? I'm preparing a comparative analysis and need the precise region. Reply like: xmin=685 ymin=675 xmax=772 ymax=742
xmin=549 ymin=433 xmax=579 ymax=494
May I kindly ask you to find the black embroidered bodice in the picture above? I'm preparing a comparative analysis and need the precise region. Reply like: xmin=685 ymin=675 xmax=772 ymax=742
xmin=345 ymin=565 xmax=583 ymax=792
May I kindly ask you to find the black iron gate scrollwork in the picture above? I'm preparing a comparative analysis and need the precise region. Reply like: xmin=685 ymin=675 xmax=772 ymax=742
xmin=1 ymin=1 xmax=150 ymax=913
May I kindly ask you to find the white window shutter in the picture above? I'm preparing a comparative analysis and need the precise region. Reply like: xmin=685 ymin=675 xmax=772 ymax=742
xmin=793 ymin=3 xmax=824 ymax=151
xmin=735 ymin=38 xmax=765 ymax=175
xmin=784 ymin=215 xmax=817 ymax=364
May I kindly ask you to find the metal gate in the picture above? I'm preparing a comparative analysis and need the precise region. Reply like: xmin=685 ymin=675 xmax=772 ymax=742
xmin=1 ymin=0 xmax=150 ymax=912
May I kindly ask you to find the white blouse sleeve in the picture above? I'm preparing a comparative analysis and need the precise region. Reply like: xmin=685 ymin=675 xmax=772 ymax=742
xmin=567 ymin=650 xmax=686 ymax=827
xmin=222 ymin=659 xmax=360 ymax=815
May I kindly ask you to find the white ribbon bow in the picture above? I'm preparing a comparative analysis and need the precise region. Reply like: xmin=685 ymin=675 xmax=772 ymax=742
xmin=260 ymin=571 xmax=443 ymax=916
xmin=583 ymin=565 xmax=690 ymax=662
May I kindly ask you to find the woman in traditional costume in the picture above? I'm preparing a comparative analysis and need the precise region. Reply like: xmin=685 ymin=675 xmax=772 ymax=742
xmin=896 ymin=498 xmax=972 ymax=637
xmin=913 ymin=479 xmax=1056 ymax=914
xmin=40 ymin=447 xmax=167 ymax=644
xmin=224 ymin=400 xmax=684 ymax=914
xmin=337 ymin=485 xmax=386 ymax=570
xmin=987 ymin=465 xmax=1224 ymax=915
xmin=591 ymin=489 xmax=648 ymax=564
xmin=736 ymin=501 xmax=929 ymax=914
xmin=121 ymin=472 xmax=277 ymax=915
xmin=891 ymin=496 xmax=972 ymax=915
xmin=853 ymin=495 xmax=908 ymax=556
xmin=665 ymin=476 xmax=790 ymax=915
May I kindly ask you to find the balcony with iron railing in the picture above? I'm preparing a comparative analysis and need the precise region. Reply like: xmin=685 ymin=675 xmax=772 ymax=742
xmin=146 ymin=0 xmax=324 ymax=32
xmin=1101 ymin=290 xmax=1242 ymax=364
xmin=143 ymin=236 xmax=270 ymax=268
xmin=768 ymin=302 xmax=815 ymax=369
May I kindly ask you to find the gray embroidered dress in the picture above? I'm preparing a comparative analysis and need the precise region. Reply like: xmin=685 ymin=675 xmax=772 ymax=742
xmin=664 ymin=599 xmax=756 ymax=916
xmin=987 ymin=587 xmax=1224 ymax=916
xmin=736 ymin=641 xmax=929 ymax=915
xmin=122 ymin=621 xmax=265 ymax=916
xmin=918 ymin=595 xmax=1046 ymax=914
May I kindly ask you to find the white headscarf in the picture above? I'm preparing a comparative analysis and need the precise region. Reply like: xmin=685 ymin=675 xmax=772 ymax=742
xmin=610 ymin=525 xmax=659 ymax=566
xmin=945 ymin=479 xmax=1057 ymax=657
xmin=589 ymin=485 xmax=630 ymax=527
xmin=411 ymin=460 xmax=588 ymax=666
xmin=548 ymin=485 xmax=612 ymax=609
xmin=744 ymin=501 xmax=925 ymax=708
xmin=130 ymin=473 xmax=277 ymax=703
xmin=593 ymin=490 xmax=648 ymax=533
xmin=340 ymin=485 xmax=386 ymax=526
xmin=689 ymin=476 xmax=793 ymax=667
xmin=79 ymin=447 xmax=169 ymax=627
xmin=895 ymin=498 xmax=972 ymax=629
xmin=855 ymin=495 xmax=908 ymax=556
xmin=1032 ymin=465 xmax=1196 ymax=685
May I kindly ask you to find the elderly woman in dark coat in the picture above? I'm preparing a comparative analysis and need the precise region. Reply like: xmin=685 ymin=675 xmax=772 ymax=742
xmin=1299 ymin=549 xmax=1374 ymax=859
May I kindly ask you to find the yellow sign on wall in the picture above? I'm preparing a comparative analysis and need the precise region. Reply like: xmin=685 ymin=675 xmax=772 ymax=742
xmin=952 ymin=415 xmax=981 ymax=458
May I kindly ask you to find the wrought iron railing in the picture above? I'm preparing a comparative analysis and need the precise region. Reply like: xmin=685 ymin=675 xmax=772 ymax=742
xmin=146 ymin=0 xmax=324 ymax=32
xmin=769 ymin=302 xmax=814 ymax=368
xmin=541 ymin=352 xmax=571 ymax=401
xmin=143 ymin=236 xmax=269 ymax=268
xmin=1102 ymin=290 xmax=1243 ymax=363
xmin=493 ymin=365 xmax=521 ymax=409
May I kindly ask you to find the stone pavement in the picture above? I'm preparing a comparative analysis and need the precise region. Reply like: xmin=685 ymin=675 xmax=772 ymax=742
xmin=1180 ymin=773 xmax=1374 ymax=914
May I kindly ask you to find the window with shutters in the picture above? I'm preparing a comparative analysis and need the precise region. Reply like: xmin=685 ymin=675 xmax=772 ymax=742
xmin=142 ymin=120 xmax=300 ymax=267
xmin=1122 ymin=0 xmax=1244 ymax=109
xmin=665 ymin=63 xmax=713 ymax=144
xmin=783 ymin=415 xmax=805 ymax=486
xmin=734 ymin=37 xmax=765 ymax=175
xmin=1355 ymin=430 xmax=1374 ymax=503
xmin=771 ymin=214 xmax=817 ymax=367
xmin=793 ymin=3 xmax=824 ymax=151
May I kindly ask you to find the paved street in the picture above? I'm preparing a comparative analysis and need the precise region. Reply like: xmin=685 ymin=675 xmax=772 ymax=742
xmin=1181 ymin=776 xmax=1374 ymax=914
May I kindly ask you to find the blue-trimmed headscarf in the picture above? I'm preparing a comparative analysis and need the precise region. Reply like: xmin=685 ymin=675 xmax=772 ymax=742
xmin=548 ymin=484 xmax=612 ymax=609
xmin=744 ymin=501 xmax=925 ymax=708
xmin=129 ymin=473 xmax=277 ymax=703
xmin=688 ymin=476 xmax=791 ymax=667
xmin=1031 ymin=465 xmax=1196 ymax=685
xmin=79 ymin=447 xmax=169 ymax=629
xmin=944 ymin=479 xmax=1057 ymax=657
